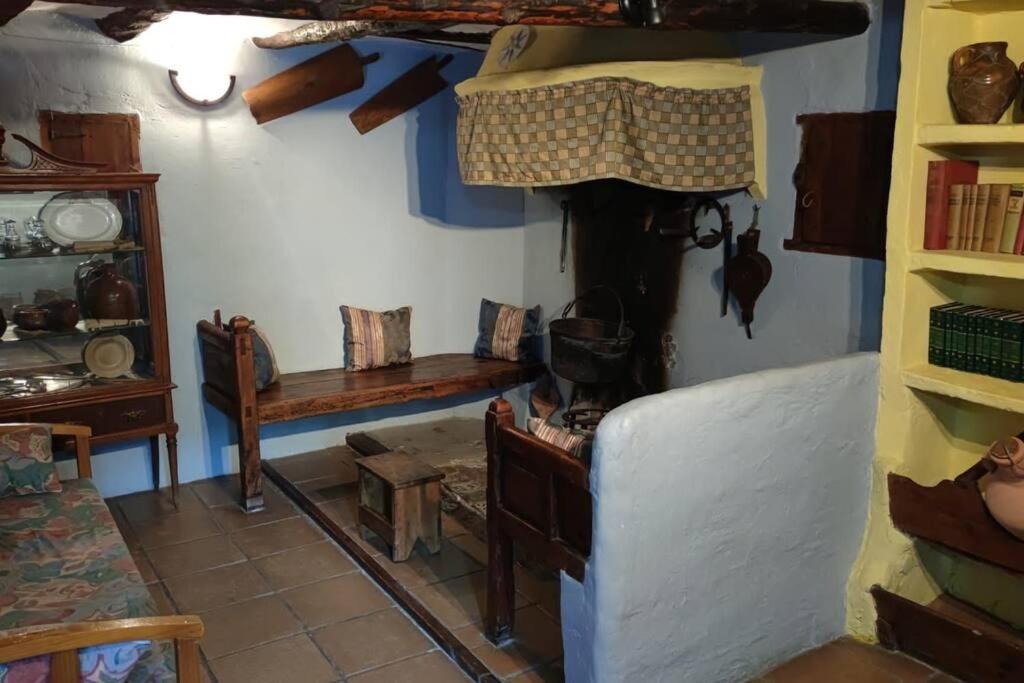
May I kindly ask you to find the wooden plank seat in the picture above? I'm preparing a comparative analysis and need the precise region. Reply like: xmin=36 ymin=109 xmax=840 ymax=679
xmin=197 ymin=311 xmax=543 ymax=511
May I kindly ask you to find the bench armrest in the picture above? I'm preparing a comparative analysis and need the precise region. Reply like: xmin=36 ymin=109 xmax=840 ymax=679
xmin=0 ymin=616 xmax=204 ymax=682
xmin=196 ymin=311 xmax=258 ymax=414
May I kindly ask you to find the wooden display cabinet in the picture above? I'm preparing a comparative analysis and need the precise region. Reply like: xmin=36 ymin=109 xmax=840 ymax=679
xmin=0 ymin=172 xmax=178 ymax=495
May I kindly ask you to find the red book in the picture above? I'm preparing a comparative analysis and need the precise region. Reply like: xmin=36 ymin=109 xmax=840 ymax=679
xmin=924 ymin=160 xmax=979 ymax=250
xmin=1015 ymin=208 xmax=1024 ymax=255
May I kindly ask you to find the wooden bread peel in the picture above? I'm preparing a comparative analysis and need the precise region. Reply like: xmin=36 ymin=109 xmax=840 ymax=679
xmin=243 ymin=44 xmax=380 ymax=125
xmin=350 ymin=54 xmax=454 ymax=135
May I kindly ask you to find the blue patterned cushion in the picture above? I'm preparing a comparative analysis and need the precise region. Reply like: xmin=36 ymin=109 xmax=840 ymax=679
xmin=473 ymin=299 xmax=541 ymax=362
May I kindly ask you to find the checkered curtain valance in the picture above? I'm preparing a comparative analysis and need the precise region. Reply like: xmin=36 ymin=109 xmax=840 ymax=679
xmin=456 ymin=78 xmax=755 ymax=192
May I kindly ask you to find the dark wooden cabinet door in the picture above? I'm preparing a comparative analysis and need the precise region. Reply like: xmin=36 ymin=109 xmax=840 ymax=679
xmin=39 ymin=111 xmax=142 ymax=172
xmin=785 ymin=111 xmax=896 ymax=260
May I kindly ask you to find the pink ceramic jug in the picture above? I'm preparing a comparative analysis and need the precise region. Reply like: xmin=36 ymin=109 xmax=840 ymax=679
xmin=982 ymin=436 xmax=1024 ymax=541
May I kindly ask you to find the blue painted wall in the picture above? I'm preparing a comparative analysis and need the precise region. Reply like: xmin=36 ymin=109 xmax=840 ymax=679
xmin=0 ymin=11 xmax=526 ymax=497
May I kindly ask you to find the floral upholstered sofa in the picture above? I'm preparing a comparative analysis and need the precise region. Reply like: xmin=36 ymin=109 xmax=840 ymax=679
xmin=0 ymin=424 xmax=202 ymax=683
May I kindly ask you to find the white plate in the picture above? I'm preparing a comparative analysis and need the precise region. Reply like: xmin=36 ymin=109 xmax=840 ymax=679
xmin=40 ymin=195 xmax=123 ymax=246
xmin=82 ymin=334 xmax=135 ymax=378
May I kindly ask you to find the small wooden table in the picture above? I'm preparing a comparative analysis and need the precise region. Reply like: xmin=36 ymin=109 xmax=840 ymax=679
xmin=356 ymin=452 xmax=445 ymax=562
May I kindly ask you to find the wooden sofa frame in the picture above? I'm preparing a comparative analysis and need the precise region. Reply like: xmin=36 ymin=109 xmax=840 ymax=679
xmin=485 ymin=399 xmax=593 ymax=643
xmin=0 ymin=424 xmax=204 ymax=682
xmin=198 ymin=311 xmax=543 ymax=511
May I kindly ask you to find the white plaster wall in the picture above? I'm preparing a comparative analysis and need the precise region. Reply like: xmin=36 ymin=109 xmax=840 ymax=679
xmin=562 ymin=352 xmax=879 ymax=683
xmin=0 ymin=9 xmax=526 ymax=497
xmin=522 ymin=0 xmax=902 ymax=388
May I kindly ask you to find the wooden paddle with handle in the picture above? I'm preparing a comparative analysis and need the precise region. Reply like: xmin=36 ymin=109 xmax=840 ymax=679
xmin=243 ymin=44 xmax=380 ymax=125
xmin=350 ymin=54 xmax=454 ymax=135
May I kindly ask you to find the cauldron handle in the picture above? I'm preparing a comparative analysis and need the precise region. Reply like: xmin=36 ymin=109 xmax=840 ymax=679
xmin=560 ymin=285 xmax=627 ymax=337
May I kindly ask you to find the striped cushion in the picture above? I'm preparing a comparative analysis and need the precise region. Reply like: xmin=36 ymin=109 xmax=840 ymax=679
xmin=473 ymin=299 xmax=541 ymax=362
xmin=527 ymin=418 xmax=585 ymax=457
xmin=340 ymin=305 xmax=413 ymax=371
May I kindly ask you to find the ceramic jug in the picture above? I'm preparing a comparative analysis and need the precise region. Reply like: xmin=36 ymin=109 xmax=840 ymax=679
xmin=981 ymin=436 xmax=1024 ymax=541
xmin=949 ymin=42 xmax=1020 ymax=124
xmin=81 ymin=263 xmax=140 ymax=320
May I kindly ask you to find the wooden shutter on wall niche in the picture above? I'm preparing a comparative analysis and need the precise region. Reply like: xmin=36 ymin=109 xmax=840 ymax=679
xmin=785 ymin=111 xmax=896 ymax=260
xmin=38 ymin=111 xmax=142 ymax=172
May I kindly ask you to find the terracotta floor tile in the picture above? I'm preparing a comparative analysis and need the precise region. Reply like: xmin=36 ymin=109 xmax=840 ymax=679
xmin=313 ymin=607 xmax=434 ymax=675
xmin=146 ymin=535 xmax=245 ymax=579
xmin=507 ymin=662 xmax=565 ymax=683
xmin=470 ymin=606 xmax=561 ymax=679
xmin=164 ymin=562 xmax=271 ymax=613
xmin=927 ymin=673 xmax=962 ymax=682
xmin=442 ymin=513 xmax=472 ymax=539
xmin=110 ymin=506 xmax=141 ymax=551
xmin=208 ymin=492 xmax=297 ymax=532
xmin=297 ymin=476 xmax=358 ymax=504
xmin=131 ymin=549 xmax=158 ymax=583
xmin=514 ymin=567 xmax=560 ymax=621
xmin=342 ymin=524 xmax=387 ymax=557
xmin=191 ymin=475 xmax=244 ymax=508
xmin=114 ymin=486 xmax=206 ymax=522
xmin=449 ymin=533 xmax=487 ymax=566
xmin=282 ymin=573 xmax=392 ymax=628
xmin=230 ymin=517 xmax=324 ymax=559
xmin=347 ymin=651 xmax=469 ymax=683
xmin=209 ymin=634 xmax=338 ymax=683
xmin=272 ymin=447 xmax=353 ymax=483
xmin=410 ymin=572 xmax=525 ymax=630
xmin=761 ymin=640 xmax=902 ymax=683
xmin=147 ymin=582 xmax=175 ymax=616
xmin=453 ymin=623 xmax=489 ymax=650
xmin=199 ymin=595 xmax=303 ymax=659
xmin=375 ymin=538 xmax=484 ymax=589
xmin=253 ymin=541 xmax=356 ymax=590
xmin=131 ymin=510 xmax=223 ymax=550
xmin=829 ymin=638 xmax=938 ymax=681
xmin=317 ymin=495 xmax=359 ymax=528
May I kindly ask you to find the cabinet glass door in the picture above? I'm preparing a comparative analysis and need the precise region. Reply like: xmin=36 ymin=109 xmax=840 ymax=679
xmin=0 ymin=188 xmax=155 ymax=400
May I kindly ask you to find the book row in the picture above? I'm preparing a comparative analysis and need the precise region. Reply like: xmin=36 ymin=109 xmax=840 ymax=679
xmin=923 ymin=160 xmax=1024 ymax=254
xmin=928 ymin=302 xmax=1024 ymax=381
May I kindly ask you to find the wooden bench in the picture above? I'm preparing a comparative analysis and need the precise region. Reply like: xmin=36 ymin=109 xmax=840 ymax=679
xmin=197 ymin=312 xmax=543 ymax=511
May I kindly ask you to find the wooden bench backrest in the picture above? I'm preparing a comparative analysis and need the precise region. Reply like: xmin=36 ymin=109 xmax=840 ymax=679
xmin=485 ymin=399 xmax=592 ymax=580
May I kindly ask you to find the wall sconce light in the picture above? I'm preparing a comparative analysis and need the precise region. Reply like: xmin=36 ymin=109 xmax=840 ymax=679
xmin=168 ymin=69 xmax=236 ymax=108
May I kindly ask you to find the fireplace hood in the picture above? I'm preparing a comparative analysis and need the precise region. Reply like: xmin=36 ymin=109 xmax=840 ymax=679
xmin=454 ymin=26 xmax=766 ymax=196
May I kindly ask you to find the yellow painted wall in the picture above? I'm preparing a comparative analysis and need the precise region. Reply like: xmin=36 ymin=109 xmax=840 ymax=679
xmin=846 ymin=0 xmax=1024 ymax=637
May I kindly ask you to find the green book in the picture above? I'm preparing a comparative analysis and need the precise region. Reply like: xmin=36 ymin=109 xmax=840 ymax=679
xmin=1001 ymin=313 xmax=1024 ymax=382
xmin=941 ymin=303 xmax=969 ymax=369
xmin=977 ymin=308 xmax=1005 ymax=376
xmin=930 ymin=303 xmax=961 ymax=367
xmin=966 ymin=307 xmax=996 ymax=374
xmin=951 ymin=305 xmax=982 ymax=370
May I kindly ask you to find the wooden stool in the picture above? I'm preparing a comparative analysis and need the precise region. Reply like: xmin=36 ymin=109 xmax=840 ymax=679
xmin=356 ymin=451 xmax=445 ymax=562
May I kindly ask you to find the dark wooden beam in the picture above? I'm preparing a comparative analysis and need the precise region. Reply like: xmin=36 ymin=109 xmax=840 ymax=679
xmin=65 ymin=0 xmax=870 ymax=35
xmin=96 ymin=8 xmax=171 ymax=42
xmin=0 ymin=0 xmax=34 ymax=26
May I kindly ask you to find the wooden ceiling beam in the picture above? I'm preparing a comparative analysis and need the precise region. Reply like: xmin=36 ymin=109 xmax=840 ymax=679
xmin=1 ymin=0 xmax=35 ymax=27
xmin=96 ymin=8 xmax=171 ymax=42
xmin=65 ymin=0 xmax=871 ymax=35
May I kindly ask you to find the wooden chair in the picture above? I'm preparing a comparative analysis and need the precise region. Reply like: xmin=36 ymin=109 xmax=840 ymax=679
xmin=0 ymin=423 xmax=204 ymax=682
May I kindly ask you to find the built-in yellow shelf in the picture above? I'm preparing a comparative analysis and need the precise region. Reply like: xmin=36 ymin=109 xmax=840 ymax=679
xmin=918 ymin=124 xmax=1024 ymax=150
xmin=903 ymin=364 xmax=1024 ymax=414
xmin=908 ymin=250 xmax=1024 ymax=279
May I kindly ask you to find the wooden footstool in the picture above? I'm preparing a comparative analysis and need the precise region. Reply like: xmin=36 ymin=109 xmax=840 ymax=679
xmin=356 ymin=451 xmax=445 ymax=562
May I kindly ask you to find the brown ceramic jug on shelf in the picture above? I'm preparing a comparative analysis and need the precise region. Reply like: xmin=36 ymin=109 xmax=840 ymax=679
xmin=80 ymin=262 xmax=140 ymax=320
xmin=949 ymin=42 xmax=1020 ymax=124
xmin=981 ymin=436 xmax=1024 ymax=541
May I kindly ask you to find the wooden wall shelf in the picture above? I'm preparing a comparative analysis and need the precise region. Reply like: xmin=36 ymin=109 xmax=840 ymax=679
xmin=888 ymin=472 xmax=1024 ymax=574
xmin=871 ymin=586 xmax=1024 ymax=683
xmin=917 ymin=124 xmax=1024 ymax=151
xmin=907 ymin=250 xmax=1024 ymax=280
xmin=902 ymin=365 xmax=1024 ymax=414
